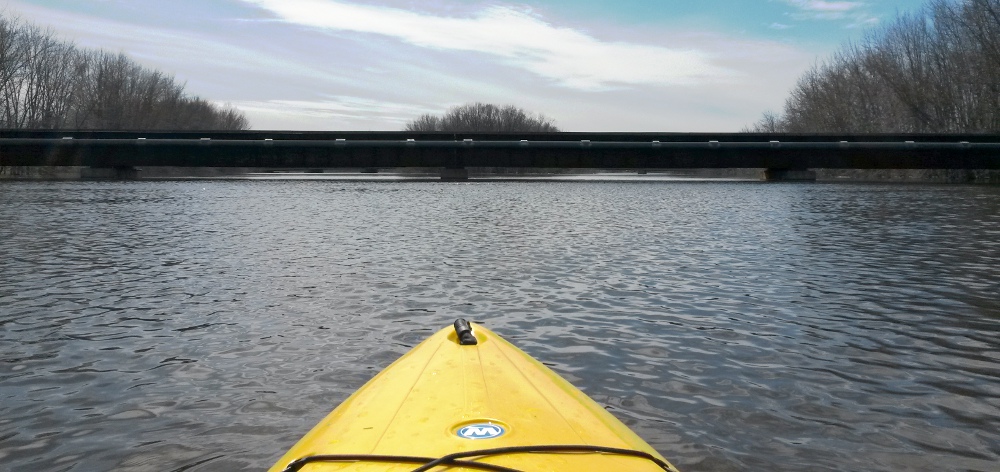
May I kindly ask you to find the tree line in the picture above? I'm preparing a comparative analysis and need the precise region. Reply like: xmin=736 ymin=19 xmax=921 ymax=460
xmin=746 ymin=0 xmax=1000 ymax=133
xmin=0 ymin=14 xmax=248 ymax=130
xmin=405 ymin=102 xmax=559 ymax=132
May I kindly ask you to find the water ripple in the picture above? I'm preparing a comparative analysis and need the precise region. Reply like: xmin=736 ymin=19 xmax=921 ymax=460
xmin=1 ymin=180 xmax=998 ymax=471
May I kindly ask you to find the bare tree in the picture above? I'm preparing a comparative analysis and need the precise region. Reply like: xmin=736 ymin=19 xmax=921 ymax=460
xmin=741 ymin=110 xmax=783 ymax=133
xmin=0 ymin=12 xmax=249 ymax=130
xmin=746 ymin=0 xmax=1000 ymax=133
xmin=405 ymin=113 xmax=441 ymax=132
xmin=405 ymin=103 xmax=559 ymax=132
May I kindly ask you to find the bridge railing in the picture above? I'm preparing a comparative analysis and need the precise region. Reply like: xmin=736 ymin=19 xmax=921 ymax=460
xmin=2 ymin=132 xmax=999 ymax=170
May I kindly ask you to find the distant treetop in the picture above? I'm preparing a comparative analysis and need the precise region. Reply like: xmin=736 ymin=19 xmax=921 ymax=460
xmin=405 ymin=103 xmax=559 ymax=132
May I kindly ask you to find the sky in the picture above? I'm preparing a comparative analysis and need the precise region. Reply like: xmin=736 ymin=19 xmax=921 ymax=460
xmin=1 ymin=0 xmax=930 ymax=131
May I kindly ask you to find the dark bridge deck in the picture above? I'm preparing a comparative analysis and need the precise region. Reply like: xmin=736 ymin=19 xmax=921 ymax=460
xmin=2 ymin=131 xmax=998 ymax=172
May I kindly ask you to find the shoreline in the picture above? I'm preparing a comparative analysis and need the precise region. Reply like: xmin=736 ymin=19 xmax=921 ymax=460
xmin=2 ymin=166 xmax=999 ymax=183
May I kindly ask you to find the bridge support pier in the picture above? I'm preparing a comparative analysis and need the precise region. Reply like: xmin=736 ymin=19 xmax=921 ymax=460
xmin=763 ymin=168 xmax=816 ymax=182
xmin=440 ymin=168 xmax=469 ymax=181
xmin=81 ymin=166 xmax=139 ymax=180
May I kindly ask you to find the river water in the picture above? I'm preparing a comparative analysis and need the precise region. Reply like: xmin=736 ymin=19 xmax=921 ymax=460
xmin=1 ymin=178 xmax=998 ymax=472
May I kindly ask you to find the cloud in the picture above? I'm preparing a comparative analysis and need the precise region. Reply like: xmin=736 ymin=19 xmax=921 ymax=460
xmin=239 ymin=0 xmax=735 ymax=90
xmin=228 ymin=96 xmax=441 ymax=129
xmin=786 ymin=1 xmax=863 ymax=13
xmin=3 ymin=0 xmax=819 ymax=131
xmin=782 ymin=0 xmax=881 ymax=25
xmin=0 ymin=1 xmax=330 ymax=88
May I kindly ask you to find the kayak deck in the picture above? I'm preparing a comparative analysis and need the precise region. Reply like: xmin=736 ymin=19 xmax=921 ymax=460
xmin=269 ymin=321 xmax=678 ymax=471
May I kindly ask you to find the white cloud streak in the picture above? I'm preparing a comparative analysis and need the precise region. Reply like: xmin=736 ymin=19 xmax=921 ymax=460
xmin=240 ymin=0 xmax=735 ymax=90
xmin=787 ymin=1 xmax=864 ymax=13
xmin=0 ymin=1 xmax=331 ymax=90
xmin=3 ymin=0 xmax=821 ymax=131
xmin=783 ymin=0 xmax=878 ymax=24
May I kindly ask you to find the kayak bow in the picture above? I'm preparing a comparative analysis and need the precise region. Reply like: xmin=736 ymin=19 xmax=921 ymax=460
xmin=269 ymin=320 xmax=679 ymax=471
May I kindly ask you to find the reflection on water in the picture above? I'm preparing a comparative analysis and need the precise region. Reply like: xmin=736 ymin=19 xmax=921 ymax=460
xmin=1 ymin=180 xmax=998 ymax=471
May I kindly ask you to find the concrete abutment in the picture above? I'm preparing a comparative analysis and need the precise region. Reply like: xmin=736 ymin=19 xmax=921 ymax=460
xmin=81 ymin=166 xmax=139 ymax=180
xmin=763 ymin=168 xmax=817 ymax=182
xmin=440 ymin=168 xmax=469 ymax=181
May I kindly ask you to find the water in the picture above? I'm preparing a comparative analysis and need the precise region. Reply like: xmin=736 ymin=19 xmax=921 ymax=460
xmin=1 ymin=179 xmax=998 ymax=472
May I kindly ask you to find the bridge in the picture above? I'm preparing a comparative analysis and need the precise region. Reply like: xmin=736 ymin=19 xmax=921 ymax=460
xmin=2 ymin=130 xmax=998 ymax=180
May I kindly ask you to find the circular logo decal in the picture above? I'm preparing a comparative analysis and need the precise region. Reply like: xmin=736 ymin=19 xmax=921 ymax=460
xmin=456 ymin=423 xmax=506 ymax=440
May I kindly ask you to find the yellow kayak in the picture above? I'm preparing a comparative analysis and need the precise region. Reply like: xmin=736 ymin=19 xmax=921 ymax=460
xmin=269 ymin=320 xmax=679 ymax=471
